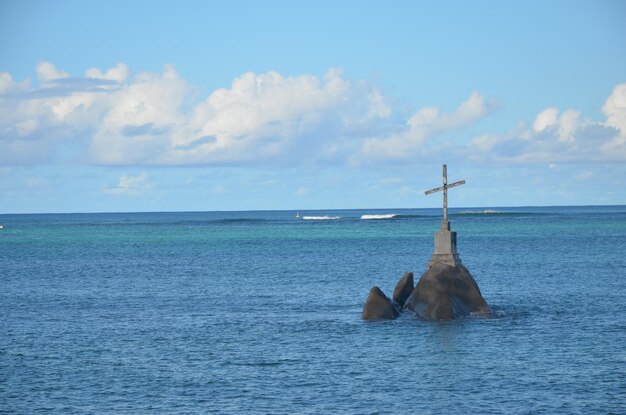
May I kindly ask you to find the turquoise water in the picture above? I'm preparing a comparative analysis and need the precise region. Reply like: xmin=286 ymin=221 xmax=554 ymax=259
xmin=1 ymin=206 xmax=625 ymax=413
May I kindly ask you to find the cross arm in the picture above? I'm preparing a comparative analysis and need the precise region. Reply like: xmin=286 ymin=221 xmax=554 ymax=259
xmin=446 ymin=180 xmax=466 ymax=189
xmin=425 ymin=185 xmax=444 ymax=195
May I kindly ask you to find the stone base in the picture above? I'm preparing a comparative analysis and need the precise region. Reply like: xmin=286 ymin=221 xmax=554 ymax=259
xmin=429 ymin=253 xmax=462 ymax=267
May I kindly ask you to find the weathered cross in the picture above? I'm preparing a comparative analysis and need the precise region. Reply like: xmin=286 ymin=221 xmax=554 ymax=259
xmin=425 ymin=164 xmax=465 ymax=230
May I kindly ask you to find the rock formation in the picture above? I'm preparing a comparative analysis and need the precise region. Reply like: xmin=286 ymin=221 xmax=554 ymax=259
xmin=392 ymin=272 xmax=414 ymax=307
xmin=404 ymin=263 xmax=491 ymax=320
xmin=361 ymin=286 xmax=400 ymax=320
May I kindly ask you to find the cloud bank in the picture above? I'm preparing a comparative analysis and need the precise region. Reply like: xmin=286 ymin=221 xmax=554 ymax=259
xmin=1 ymin=62 xmax=624 ymax=167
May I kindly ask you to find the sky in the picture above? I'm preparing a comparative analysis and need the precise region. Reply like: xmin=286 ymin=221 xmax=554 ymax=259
xmin=1 ymin=0 xmax=625 ymax=213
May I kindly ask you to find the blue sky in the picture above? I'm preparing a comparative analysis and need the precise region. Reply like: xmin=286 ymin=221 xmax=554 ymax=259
xmin=1 ymin=0 xmax=625 ymax=213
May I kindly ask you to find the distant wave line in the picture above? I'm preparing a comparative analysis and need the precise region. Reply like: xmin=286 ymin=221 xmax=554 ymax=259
xmin=360 ymin=214 xmax=398 ymax=220
xmin=457 ymin=210 xmax=500 ymax=215
xmin=302 ymin=216 xmax=341 ymax=220
xmin=451 ymin=210 xmax=550 ymax=217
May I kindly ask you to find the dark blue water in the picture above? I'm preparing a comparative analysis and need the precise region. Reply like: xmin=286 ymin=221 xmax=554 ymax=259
xmin=1 ymin=206 xmax=625 ymax=414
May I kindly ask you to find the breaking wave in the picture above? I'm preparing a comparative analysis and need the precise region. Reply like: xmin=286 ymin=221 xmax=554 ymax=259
xmin=360 ymin=214 xmax=398 ymax=220
xmin=302 ymin=216 xmax=341 ymax=220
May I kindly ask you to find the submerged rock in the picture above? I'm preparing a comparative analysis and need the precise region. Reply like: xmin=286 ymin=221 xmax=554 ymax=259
xmin=392 ymin=272 xmax=414 ymax=307
xmin=404 ymin=262 xmax=492 ymax=320
xmin=361 ymin=286 xmax=400 ymax=320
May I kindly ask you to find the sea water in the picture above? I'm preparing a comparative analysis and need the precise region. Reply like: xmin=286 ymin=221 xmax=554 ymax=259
xmin=1 ymin=206 xmax=625 ymax=414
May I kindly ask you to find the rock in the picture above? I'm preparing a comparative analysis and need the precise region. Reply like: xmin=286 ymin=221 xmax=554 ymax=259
xmin=404 ymin=262 xmax=491 ymax=320
xmin=361 ymin=286 xmax=400 ymax=320
xmin=392 ymin=272 xmax=414 ymax=307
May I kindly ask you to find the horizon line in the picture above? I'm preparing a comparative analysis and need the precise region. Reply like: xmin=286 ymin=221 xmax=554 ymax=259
xmin=1 ymin=203 xmax=624 ymax=216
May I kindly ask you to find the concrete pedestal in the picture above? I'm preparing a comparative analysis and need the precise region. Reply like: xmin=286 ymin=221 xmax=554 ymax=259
xmin=428 ymin=228 xmax=462 ymax=267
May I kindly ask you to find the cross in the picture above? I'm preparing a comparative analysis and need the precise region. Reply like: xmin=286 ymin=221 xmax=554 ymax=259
xmin=425 ymin=164 xmax=465 ymax=230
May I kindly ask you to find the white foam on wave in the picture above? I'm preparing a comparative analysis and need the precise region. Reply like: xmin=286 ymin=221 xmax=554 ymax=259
xmin=360 ymin=214 xmax=398 ymax=220
xmin=302 ymin=216 xmax=341 ymax=220
xmin=458 ymin=209 xmax=499 ymax=215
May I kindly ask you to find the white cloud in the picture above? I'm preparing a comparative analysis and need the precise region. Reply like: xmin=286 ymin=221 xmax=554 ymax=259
xmin=0 ymin=62 xmax=625 ymax=168
xmin=0 ymin=73 xmax=16 ymax=94
xmin=36 ymin=62 xmax=70 ymax=82
xmin=86 ymin=66 xmax=390 ymax=166
xmin=533 ymin=107 xmax=559 ymax=132
xmin=531 ymin=107 xmax=581 ymax=142
xmin=103 ymin=172 xmax=152 ymax=196
xmin=85 ymin=63 xmax=129 ymax=82
xmin=557 ymin=109 xmax=581 ymax=143
xmin=89 ymin=65 xmax=189 ymax=164
xmin=603 ymin=83 xmax=626 ymax=132
xmin=0 ymin=72 xmax=30 ymax=96
xmin=361 ymin=92 xmax=496 ymax=159
xmin=160 ymin=68 xmax=389 ymax=165
xmin=601 ymin=83 xmax=626 ymax=158
xmin=468 ymin=96 xmax=621 ymax=163
xmin=366 ymin=90 xmax=392 ymax=119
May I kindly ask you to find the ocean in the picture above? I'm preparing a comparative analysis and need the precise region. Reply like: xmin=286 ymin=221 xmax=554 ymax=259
xmin=1 ymin=206 xmax=625 ymax=414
